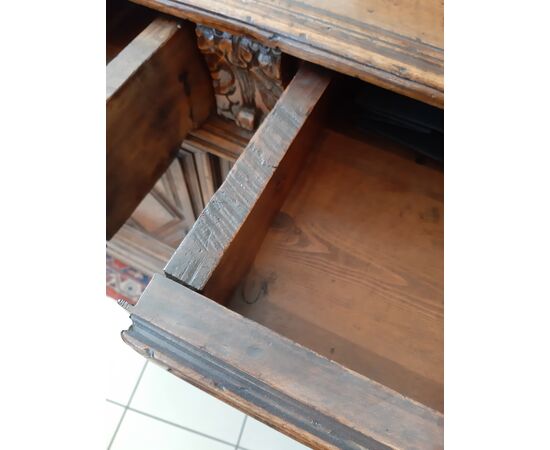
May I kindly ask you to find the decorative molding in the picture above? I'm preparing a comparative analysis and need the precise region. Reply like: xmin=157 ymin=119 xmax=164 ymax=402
xmin=195 ymin=24 xmax=283 ymax=131
xmin=120 ymin=274 xmax=443 ymax=450
xmin=123 ymin=315 xmax=392 ymax=450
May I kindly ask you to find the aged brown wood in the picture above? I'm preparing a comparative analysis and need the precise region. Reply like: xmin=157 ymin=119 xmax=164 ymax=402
xmin=181 ymin=115 xmax=252 ymax=162
xmin=107 ymin=224 xmax=175 ymax=276
xmin=177 ymin=148 xmax=206 ymax=217
xmin=219 ymin=159 xmax=234 ymax=181
xmin=195 ymin=25 xmax=284 ymax=131
xmin=108 ymin=151 xmax=233 ymax=278
xmin=129 ymin=0 xmax=444 ymax=107
xmin=187 ymin=148 xmax=219 ymax=206
xmin=164 ymin=64 xmax=331 ymax=303
xmin=122 ymin=274 xmax=444 ymax=450
xmin=107 ymin=154 xmax=199 ymax=276
xmin=229 ymin=129 xmax=443 ymax=411
xmin=106 ymin=0 xmax=155 ymax=63
xmin=107 ymin=17 xmax=214 ymax=239
xmin=108 ymin=5 xmax=444 ymax=446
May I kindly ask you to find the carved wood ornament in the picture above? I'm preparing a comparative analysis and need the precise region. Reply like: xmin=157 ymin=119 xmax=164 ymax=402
xmin=195 ymin=25 xmax=283 ymax=131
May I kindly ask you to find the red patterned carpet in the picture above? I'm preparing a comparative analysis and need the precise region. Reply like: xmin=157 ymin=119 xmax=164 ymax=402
xmin=106 ymin=254 xmax=151 ymax=305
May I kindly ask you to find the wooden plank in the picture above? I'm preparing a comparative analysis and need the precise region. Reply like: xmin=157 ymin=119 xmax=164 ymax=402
xmin=155 ymin=157 xmax=196 ymax=235
xmin=106 ymin=0 xmax=155 ymax=63
xmin=187 ymin=149 xmax=218 ymax=206
xmin=130 ymin=0 xmax=443 ymax=107
xmin=128 ymin=155 xmax=196 ymax=246
xmin=229 ymin=129 xmax=443 ymax=411
xmin=107 ymin=153 xmax=200 ymax=275
xmin=121 ymin=274 xmax=444 ymax=450
xmin=107 ymin=17 xmax=214 ymax=239
xmin=181 ymin=115 xmax=252 ymax=162
xmin=107 ymin=224 xmax=175 ymax=275
xmin=164 ymin=64 xmax=331 ymax=303
xmin=219 ymin=158 xmax=233 ymax=181
xmin=177 ymin=149 xmax=205 ymax=217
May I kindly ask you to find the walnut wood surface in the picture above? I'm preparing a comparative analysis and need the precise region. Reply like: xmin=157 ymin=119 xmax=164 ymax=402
xmin=123 ymin=274 xmax=443 ymax=450
xmin=181 ymin=115 xmax=252 ymax=162
xmin=106 ymin=0 xmax=155 ymax=63
xmin=130 ymin=0 xmax=444 ymax=107
xmin=228 ymin=129 xmax=443 ymax=411
xmin=164 ymin=64 xmax=331 ymax=301
xmin=108 ymin=114 xmax=253 ymax=274
xmin=107 ymin=223 xmax=175 ymax=276
xmin=107 ymin=17 xmax=213 ymax=239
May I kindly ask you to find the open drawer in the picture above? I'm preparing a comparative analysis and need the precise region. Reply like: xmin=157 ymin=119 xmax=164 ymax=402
xmin=114 ymin=45 xmax=444 ymax=448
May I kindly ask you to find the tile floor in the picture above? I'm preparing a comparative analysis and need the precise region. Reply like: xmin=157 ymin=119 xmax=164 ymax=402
xmin=104 ymin=296 xmax=310 ymax=450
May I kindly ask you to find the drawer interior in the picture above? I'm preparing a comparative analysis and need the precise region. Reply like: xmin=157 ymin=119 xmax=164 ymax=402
xmin=227 ymin=128 xmax=443 ymax=412
xmin=109 ymin=7 xmax=445 ymax=444
xmin=164 ymin=64 xmax=443 ymax=413
xmin=109 ymin=2 xmax=445 ymax=444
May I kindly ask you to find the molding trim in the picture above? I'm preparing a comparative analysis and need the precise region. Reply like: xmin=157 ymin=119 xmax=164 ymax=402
xmin=119 ymin=274 xmax=444 ymax=450
xmin=123 ymin=313 xmax=393 ymax=450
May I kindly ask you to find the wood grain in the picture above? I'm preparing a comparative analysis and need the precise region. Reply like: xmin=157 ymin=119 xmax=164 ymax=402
xmin=107 ymin=17 xmax=214 ymax=239
xmin=122 ymin=274 xmax=443 ymax=450
xmin=187 ymin=148 xmax=219 ymax=206
xmin=164 ymin=64 xmax=331 ymax=302
xmin=130 ymin=0 xmax=444 ymax=107
xmin=181 ymin=115 xmax=252 ymax=162
xmin=177 ymin=148 xmax=205 ymax=217
xmin=228 ymin=129 xmax=444 ymax=411
xmin=129 ymin=158 xmax=196 ymax=248
xmin=107 ymin=154 xmax=200 ymax=275
xmin=106 ymin=0 xmax=155 ymax=63
xmin=107 ymin=223 xmax=175 ymax=276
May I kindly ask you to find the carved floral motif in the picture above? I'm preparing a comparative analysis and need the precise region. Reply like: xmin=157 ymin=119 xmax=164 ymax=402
xmin=196 ymin=25 xmax=283 ymax=130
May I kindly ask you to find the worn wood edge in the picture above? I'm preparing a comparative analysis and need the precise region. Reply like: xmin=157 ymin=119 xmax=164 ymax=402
xmin=123 ymin=318 xmax=391 ymax=450
xmin=107 ymin=223 xmax=175 ymax=276
xmin=131 ymin=1 xmax=444 ymax=80
xmin=181 ymin=115 xmax=252 ymax=161
xmin=181 ymin=138 xmax=241 ymax=162
xmin=106 ymin=16 xmax=214 ymax=239
xmin=181 ymin=117 xmax=251 ymax=161
xmin=164 ymin=64 xmax=332 ymax=293
xmin=129 ymin=0 xmax=443 ymax=107
xmin=200 ymin=75 xmax=330 ymax=303
xmin=122 ymin=274 xmax=444 ymax=450
xmin=107 ymin=16 xmax=179 ymax=100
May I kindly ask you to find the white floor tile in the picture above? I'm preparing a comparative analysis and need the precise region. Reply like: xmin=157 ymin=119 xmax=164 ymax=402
xmin=104 ymin=401 xmax=125 ymax=448
xmin=130 ymin=362 xmax=245 ymax=444
xmin=102 ymin=296 xmax=148 ymax=404
xmin=239 ymin=417 xmax=311 ymax=450
xmin=110 ymin=410 xmax=234 ymax=450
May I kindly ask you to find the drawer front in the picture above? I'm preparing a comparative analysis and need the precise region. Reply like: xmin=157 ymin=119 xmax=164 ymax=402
xmin=122 ymin=274 xmax=443 ymax=450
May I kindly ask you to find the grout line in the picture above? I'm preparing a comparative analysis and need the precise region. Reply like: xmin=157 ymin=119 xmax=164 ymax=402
xmin=234 ymin=415 xmax=248 ymax=449
xmin=106 ymin=398 xmax=243 ymax=448
xmin=107 ymin=360 xmax=148 ymax=450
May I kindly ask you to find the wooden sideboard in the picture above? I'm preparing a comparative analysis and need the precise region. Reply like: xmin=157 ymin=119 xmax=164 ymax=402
xmin=107 ymin=1 xmax=443 ymax=448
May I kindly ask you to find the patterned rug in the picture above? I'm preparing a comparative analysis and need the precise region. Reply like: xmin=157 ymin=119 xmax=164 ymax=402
xmin=106 ymin=254 xmax=151 ymax=305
